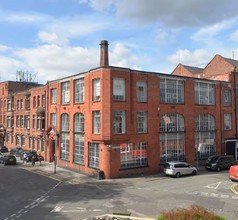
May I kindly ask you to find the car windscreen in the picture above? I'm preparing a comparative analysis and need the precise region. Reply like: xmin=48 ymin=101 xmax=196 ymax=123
xmin=208 ymin=156 xmax=218 ymax=162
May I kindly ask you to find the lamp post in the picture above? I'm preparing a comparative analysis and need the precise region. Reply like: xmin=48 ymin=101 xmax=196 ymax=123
xmin=54 ymin=134 xmax=57 ymax=174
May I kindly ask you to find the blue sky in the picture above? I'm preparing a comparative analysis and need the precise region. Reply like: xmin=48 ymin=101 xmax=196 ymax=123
xmin=1 ymin=0 xmax=238 ymax=83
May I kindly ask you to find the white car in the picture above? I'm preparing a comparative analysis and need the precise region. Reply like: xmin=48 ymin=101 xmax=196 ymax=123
xmin=164 ymin=161 xmax=197 ymax=178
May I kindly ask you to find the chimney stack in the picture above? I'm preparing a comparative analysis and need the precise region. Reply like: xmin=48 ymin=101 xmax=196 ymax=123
xmin=100 ymin=40 xmax=109 ymax=67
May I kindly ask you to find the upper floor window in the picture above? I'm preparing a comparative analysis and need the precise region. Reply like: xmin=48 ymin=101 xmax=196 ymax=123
xmin=33 ymin=96 xmax=36 ymax=108
xmin=137 ymin=80 xmax=147 ymax=102
xmin=42 ymin=95 xmax=46 ymax=107
xmin=224 ymin=113 xmax=232 ymax=130
xmin=160 ymin=78 xmax=184 ymax=104
xmin=137 ymin=111 xmax=147 ymax=133
xmin=224 ymin=90 xmax=231 ymax=106
xmin=74 ymin=78 xmax=84 ymax=103
xmin=50 ymin=113 xmax=56 ymax=126
xmin=195 ymin=81 xmax=214 ymax=105
xmin=51 ymin=89 xmax=57 ymax=104
xmin=74 ymin=113 xmax=84 ymax=133
xmin=93 ymin=111 xmax=100 ymax=134
xmin=25 ymin=98 xmax=30 ymax=110
xmin=37 ymin=96 xmax=40 ymax=107
xmin=113 ymin=111 xmax=126 ymax=134
xmin=93 ymin=79 xmax=100 ymax=101
xmin=17 ymin=100 xmax=20 ymax=109
xmin=160 ymin=113 xmax=185 ymax=132
xmin=61 ymin=82 xmax=70 ymax=104
xmin=113 ymin=78 xmax=125 ymax=101
xmin=61 ymin=113 xmax=70 ymax=131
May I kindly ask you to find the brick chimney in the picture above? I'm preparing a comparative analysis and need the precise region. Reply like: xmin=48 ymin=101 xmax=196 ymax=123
xmin=100 ymin=40 xmax=109 ymax=67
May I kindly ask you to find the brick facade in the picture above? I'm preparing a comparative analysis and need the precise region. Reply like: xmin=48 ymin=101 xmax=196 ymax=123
xmin=1 ymin=42 xmax=238 ymax=179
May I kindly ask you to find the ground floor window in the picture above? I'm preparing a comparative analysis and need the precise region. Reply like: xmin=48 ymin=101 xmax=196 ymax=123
xmin=160 ymin=133 xmax=185 ymax=163
xmin=60 ymin=133 xmax=70 ymax=160
xmin=120 ymin=142 xmax=148 ymax=169
xmin=74 ymin=134 xmax=84 ymax=165
xmin=195 ymin=131 xmax=215 ymax=159
xmin=88 ymin=143 xmax=99 ymax=168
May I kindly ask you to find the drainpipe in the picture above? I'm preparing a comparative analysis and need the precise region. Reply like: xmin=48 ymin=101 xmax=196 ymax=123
xmin=219 ymin=82 xmax=223 ymax=154
xmin=234 ymin=68 xmax=238 ymax=138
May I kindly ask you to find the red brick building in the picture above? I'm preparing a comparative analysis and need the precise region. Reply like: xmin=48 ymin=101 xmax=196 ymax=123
xmin=1 ymin=41 xmax=238 ymax=179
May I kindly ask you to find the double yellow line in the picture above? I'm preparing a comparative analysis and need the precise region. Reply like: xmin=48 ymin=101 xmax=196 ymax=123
xmin=230 ymin=184 xmax=238 ymax=194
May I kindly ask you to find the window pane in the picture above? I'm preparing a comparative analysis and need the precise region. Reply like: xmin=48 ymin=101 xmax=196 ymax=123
xmin=113 ymin=78 xmax=125 ymax=101
xmin=120 ymin=142 xmax=148 ymax=169
xmin=74 ymin=78 xmax=84 ymax=103
xmin=61 ymin=82 xmax=70 ymax=104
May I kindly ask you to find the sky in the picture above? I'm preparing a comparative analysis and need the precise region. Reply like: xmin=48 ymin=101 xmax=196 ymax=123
xmin=1 ymin=0 xmax=238 ymax=84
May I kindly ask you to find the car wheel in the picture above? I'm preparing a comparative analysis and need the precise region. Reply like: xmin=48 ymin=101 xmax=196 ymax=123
xmin=217 ymin=167 xmax=221 ymax=172
xmin=192 ymin=170 xmax=197 ymax=175
xmin=175 ymin=172 xmax=181 ymax=178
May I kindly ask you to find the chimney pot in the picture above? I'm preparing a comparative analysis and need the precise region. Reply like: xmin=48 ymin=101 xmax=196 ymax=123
xmin=100 ymin=40 xmax=109 ymax=67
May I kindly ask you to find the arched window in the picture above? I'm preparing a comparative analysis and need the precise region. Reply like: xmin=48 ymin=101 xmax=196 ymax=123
xmin=195 ymin=114 xmax=215 ymax=159
xmin=160 ymin=113 xmax=185 ymax=163
xmin=60 ymin=113 xmax=70 ymax=160
xmin=74 ymin=113 xmax=84 ymax=164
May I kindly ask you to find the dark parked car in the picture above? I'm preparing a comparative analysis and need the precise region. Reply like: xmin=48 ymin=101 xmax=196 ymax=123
xmin=10 ymin=147 xmax=23 ymax=157
xmin=0 ymin=146 xmax=8 ymax=153
xmin=205 ymin=155 xmax=235 ymax=171
xmin=0 ymin=154 xmax=17 ymax=165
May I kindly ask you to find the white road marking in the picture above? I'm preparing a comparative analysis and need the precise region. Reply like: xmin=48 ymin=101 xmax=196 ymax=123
xmin=205 ymin=181 xmax=221 ymax=189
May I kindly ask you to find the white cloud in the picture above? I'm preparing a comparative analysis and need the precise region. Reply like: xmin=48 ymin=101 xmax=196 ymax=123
xmin=4 ymin=13 xmax=47 ymax=23
xmin=14 ymin=44 xmax=100 ymax=83
xmin=37 ymin=31 xmax=69 ymax=45
xmin=110 ymin=42 xmax=141 ymax=68
xmin=230 ymin=30 xmax=238 ymax=42
xmin=93 ymin=0 xmax=238 ymax=28
xmin=0 ymin=45 xmax=11 ymax=52
xmin=168 ymin=49 xmax=212 ymax=67
xmin=0 ymin=56 xmax=21 ymax=79
xmin=79 ymin=0 xmax=115 ymax=11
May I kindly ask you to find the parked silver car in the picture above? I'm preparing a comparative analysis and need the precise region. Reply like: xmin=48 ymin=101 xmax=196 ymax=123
xmin=164 ymin=161 xmax=197 ymax=178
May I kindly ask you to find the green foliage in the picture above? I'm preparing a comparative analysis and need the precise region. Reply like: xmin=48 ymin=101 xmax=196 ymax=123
xmin=157 ymin=205 xmax=226 ymax=220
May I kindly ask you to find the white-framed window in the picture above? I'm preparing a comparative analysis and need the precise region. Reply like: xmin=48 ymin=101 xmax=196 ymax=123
xmin=37 ymin=137 xmax=41 ymax=151
xmin=195 ymin=81 xmax=215 ymax=105
xmin=113 ymin=78 xmax=125 ymax=101
xmin=88 ymin=143 xmax=99 ymax=168
xmin=160 ymin=113 xmax=185 ymax=163
xmin=93 ymin=79 xmax=100 ymax=101
xmin=41 ymin=139 xmax=45 ymax=152
xmin=16 ymin=135 xmax=20 ymax=146
xmin=26 ymin=116 xmax=30 ymax=129
xmin=74 ymin=78 xmax=84 ymax=103
xmin=51 ymin=88 xmax=57 ymax=104
xmin=7 ymin=116 xmax=11 ymax=128
xmin=120 ymin=142 xmax=148 ymax=169
xmin=137 ymin=111 xmax=147 ymax=133
xmin=160 ymin=78 xmax=184 ymax=104
xmin=113 ymin=111 xmax=126 ymax=134
xmin=224 ymin=113 xmax=232 ymax=130
xmin=195 ymin=114 xmax=216 ymax=159
xmin=61 ymin=81 xmax=70 ymax=104
xmin=50 ymin=113 xmax=57 ymax=126
xmin=93 ymin=111 xmax=100 ymax=134
xmin=74 ymin=113 xmax=84 ymax=133
xmin=137 ymin=80 xmax=147 ymax=102
xmin=224 ymin=90 xmax=231 ymax=106
xmin=42 ymin=95 xmax=46 ymax=107
xmin=60 ymin=113 xmax=70 ymax=160
xmin=74 ymin=113 xmax=85 ymax=164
